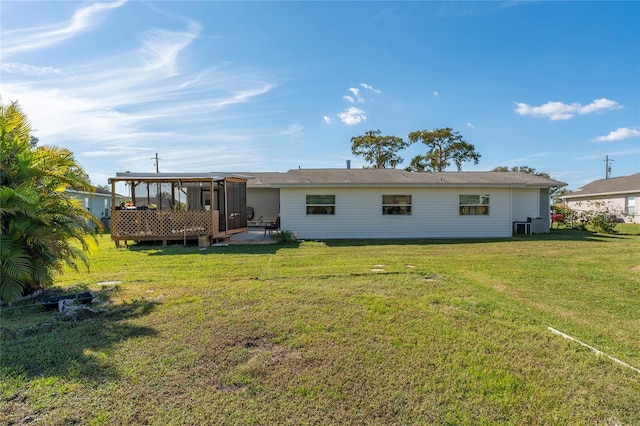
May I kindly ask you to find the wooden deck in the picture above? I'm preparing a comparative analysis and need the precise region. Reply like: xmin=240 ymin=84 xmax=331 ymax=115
xmin=111 ymin=209 xmax=227 ymax=245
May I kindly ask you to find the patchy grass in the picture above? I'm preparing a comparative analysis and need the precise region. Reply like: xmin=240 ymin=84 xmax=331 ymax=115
xmin=2 ymin=229 xmax=640 ymax=425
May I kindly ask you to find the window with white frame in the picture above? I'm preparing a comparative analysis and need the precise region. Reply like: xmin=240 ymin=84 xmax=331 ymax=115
xmin=626 ymin=196 xmax=635 ymax=216
xmin=382 ymin=195 xmax=412 ymax=215
xmin=459 ymin=194 xmax=490 ymax=215
xmin=306 ymin=195 xmax=335 ymax=215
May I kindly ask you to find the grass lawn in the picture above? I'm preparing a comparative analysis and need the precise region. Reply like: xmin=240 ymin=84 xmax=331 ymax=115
xmin=2 ymin=226 xmax=640 ymax=425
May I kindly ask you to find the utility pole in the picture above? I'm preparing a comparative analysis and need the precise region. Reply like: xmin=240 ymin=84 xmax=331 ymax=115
xmin=151 ymin=153 xmax=160 ymax=173
xmin=605 ymin=155 xmax=613 ymax=179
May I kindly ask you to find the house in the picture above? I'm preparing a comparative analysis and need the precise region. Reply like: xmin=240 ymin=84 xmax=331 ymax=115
xmin=66 ymin=187 xmax=126 ymax=229
xmin=561 ymin=173 xmax=639 ymax=224
xmin=107 ymin=173 xmax=249 ymax=246
xmin=243 ymin=169 xmax=566 ymax=239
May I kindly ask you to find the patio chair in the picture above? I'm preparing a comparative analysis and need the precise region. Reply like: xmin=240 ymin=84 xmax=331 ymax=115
xmin=264 ymin=215 xmax=280 ymax=236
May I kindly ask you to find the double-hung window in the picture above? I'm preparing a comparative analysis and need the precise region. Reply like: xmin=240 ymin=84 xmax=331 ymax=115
xmin=459 ymin=194 xmax=490 ymax=215
xmin=382 ymin=195 xmax=412 ymax=215
xmin=306 ymin=195 xmax=335 ymax=215
xmin=626 ymin=196 xmax=635 ymax=216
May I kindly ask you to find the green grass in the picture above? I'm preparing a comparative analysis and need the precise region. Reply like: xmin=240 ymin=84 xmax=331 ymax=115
xmin=2 ymin=228 xmax=640 ymax=425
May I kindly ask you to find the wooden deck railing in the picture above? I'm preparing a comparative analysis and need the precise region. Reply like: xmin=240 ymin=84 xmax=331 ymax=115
xmin=110 ymin=209 xmax=219 ymax=243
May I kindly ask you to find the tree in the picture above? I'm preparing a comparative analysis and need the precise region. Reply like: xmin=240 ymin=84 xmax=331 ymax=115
xmin=491 ymin=165 xmax=550 ymax=178
xmin=0 ymin=100 xmax=101 ymax=303
xmin=406 ymin=128 xmax=480 ymax=172
xmin=491 ymin=166 xmax=564 ymax=200
xmin=351 ymin=129 xmax=409 ymax=169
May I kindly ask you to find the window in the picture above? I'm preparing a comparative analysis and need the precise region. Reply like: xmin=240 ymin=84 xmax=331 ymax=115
xmin=306 ymin=195 xmax=335 ymax=215
xmin=382 ymin=195 xmax=412 ymax=215
xmin=459 ymin=194 xmax=490 ymax=215
xmin=626 ymin=196 xmax=635 ymax=216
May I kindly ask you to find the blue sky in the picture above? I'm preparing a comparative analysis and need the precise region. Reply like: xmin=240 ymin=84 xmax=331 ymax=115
xmin=1 ymin=1 xmax=638 ymax=190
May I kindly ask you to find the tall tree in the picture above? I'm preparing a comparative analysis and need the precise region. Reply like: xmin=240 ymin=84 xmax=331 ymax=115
xmin=406 ymin=128 xmax=480 ymax=172
xmin=1 ymin=100 xmax=101 ymax=303
xmin=351 ymin=129 xmax=409 ymax=169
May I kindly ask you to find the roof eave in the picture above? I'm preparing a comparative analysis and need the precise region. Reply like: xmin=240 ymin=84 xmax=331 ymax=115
xmin=562 ymin=189 xmax=639 ymax=199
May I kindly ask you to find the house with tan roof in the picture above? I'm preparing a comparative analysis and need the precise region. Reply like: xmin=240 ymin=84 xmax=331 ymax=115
xmin=561 ymin=173 xmax=640 ymax=224
xmin=243 ymin=169 xmax=566 ymax=239
xmin=109 ymin=169 xmax=565 ymax=242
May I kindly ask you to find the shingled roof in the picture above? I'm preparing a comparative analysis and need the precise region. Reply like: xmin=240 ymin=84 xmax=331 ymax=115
xmin=243 ymin=169 xmax=566 ymax=188
xmin=562 ymin=173 xmax=640 ymax=199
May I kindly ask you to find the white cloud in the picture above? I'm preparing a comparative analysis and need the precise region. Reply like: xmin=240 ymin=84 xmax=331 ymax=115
xmin=1 ymin=5 xmax=279 ymax=184
xmin=0 ymin=62 xmax=61 ymax=76
xmin=1 ymin=0 xmax=127 ymax=57
xmin=138 ymin=20 xmax=202 ymax=75
xmin=338 ymin=107 xmax=366 ymax=125
xmin=360 ymin=83 xmax=381 ymax=94
xmin=279 ymin=123 xmax=304 ymax=140
xmin=593 ymin=127 xmax=640 ymax=142
xmin=433 ymin=91 xmax=439 ymax=96
xmin=465 ymin=122 xmax=475 ymax=128
xmin=322 ymin=115 xmax=334 ymax=124
xmin=514 ymin=98 xmax=622 ymax=121
xmin=346 ymin=87 xmax=364 ymax=102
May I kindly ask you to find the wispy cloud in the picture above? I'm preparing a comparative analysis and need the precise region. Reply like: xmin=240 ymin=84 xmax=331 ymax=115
xmin=433 ymin=91 xmax=439 ymax=96
xmin=593 ymin=127 xmax=640 ymax=142
xmin=1 ymin=3 xmax=280 ymax=179
xmin=575 ymin=147 xmax=640 ymax=161
xmin=279 ymin=123 xmax=305 ymax=140
xmin=514 ymin=98 xmax=622 ymax=121
xmin=138 ymin=19 xmax=202 ymax=75
xmin=0 ymin=63 xmax=62 ymax=76
xmin=1 ymin=0 xmax=127 ymax=57
xmin=465 ymin=122 xmax=475 ymax=128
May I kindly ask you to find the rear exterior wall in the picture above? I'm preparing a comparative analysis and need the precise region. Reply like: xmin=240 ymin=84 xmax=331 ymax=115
xmin=279 ymin=187 xmax=543 ymax=239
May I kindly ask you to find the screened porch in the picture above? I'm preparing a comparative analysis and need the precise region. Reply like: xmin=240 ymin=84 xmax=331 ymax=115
xmin=108 ymin=174 xmax=248 ymax=246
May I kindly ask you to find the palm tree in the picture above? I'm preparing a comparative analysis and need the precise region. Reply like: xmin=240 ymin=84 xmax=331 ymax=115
xmin=1 ymin=100 xmax=101 ymax=303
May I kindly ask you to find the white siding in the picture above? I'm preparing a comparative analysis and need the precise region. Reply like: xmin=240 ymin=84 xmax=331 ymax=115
xmin=280 ymin=187 xmax=517 ymax=239
xmin=247 ymin=188 xmax=280 ymax=222
xmin=511 ymin=188 xmax=539 ymax=222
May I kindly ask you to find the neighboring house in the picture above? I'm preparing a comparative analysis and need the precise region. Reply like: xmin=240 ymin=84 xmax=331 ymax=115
xmin=242 ymin=169 xmax=566 ymax=239
xmin=561 ymin=173 xmax=640 ymax=224
xmin=66 ymin=187 xmax=126 ymax=228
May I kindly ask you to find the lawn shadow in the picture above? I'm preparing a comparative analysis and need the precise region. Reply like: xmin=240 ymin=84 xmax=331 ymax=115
xmin=0 ymin=286 xmax=158 ymax=383
xmin=319 ymin=228 xmax=632 ymax=247
xmin=131 ymin=241 xmax=298 ymax=256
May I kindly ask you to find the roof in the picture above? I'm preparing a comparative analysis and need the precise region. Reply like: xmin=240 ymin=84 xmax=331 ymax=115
xmin=110 ymin=172 xmax=247 ymax=182
xmin=242 ymin=169 xmax=566 ymax=188
xmin=110 ymin=169 xmax=566 ymax=188
xmin=562 ymin=173 xmax=640 ymax=199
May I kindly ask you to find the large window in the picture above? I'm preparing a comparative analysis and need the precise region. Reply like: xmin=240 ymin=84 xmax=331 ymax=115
xmin=382 ymin=195 xmax=412 ymax=215
xmin=459 ymin=194 xmax=490 ymax=215
xmin=306 ymin=195 xmax=335 ymax=215
xmin=626 ymin=196 xmax=635 ymax=216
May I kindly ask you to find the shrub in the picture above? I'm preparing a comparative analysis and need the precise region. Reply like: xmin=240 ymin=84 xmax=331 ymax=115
xmin=274 ymin=229 xmax=297 ymax=244
xmin=570 ymin=200 xmax=623 ymax=234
